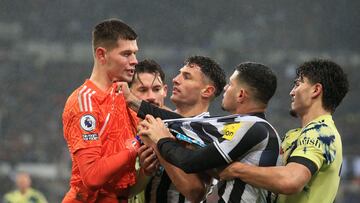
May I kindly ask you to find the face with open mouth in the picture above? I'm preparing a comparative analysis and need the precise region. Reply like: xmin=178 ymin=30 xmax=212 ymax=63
xmin=170 ymin=63 xmax=207 ymax=107
xmin=105 ymin=39 xmax=138 ymax=83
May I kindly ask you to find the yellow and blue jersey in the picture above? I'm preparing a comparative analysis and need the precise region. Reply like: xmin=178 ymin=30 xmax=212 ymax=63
xmin=278 ymin=114 xmax=342 ymax=203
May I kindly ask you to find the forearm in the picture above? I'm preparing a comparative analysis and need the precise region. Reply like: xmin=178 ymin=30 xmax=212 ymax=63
xmin=223 ymin=162 xmax=309 ymax=195
xmin=125 ymin=92 xmax=142 ymax=113
xmin=75 ymin=147 xmax=136 ymax=190
xmin=137 ymin=101 xmax=183 ymax=120
xmin=157 ymin=138 xmax=226 ymax=173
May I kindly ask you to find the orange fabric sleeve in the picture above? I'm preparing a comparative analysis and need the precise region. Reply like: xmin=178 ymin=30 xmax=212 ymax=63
xmin=75 ymin=146 xmax=137 ymax=190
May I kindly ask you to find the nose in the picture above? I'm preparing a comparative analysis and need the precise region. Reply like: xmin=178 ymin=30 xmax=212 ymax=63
xmin=146 ymin=91 xmax=156 ymax=101
xmin=289 ymin=87 xmax=295 ymax=97
xmin=172 ymin=74 xmax=180 ymax=85
xmin=145 ymin=91 xmax=158 ymax=105
xmin=130 ymin=54 xmax=138 ymax=66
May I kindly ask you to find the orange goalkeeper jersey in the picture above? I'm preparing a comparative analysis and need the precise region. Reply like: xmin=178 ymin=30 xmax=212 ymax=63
xmin=62 ymin=79 xmax=139 ymax=203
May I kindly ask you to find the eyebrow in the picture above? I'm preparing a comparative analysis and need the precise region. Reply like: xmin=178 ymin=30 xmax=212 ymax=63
xmin=182 ymin=71 xmax=191 ymax=77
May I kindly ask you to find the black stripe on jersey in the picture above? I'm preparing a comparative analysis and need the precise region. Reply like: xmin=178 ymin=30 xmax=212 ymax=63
xmin=258 ymin=124 xmax=280 ymax=167
xmin=266 ymin=191 xmax=273 ymax=203
xmin=229 ymin=179 xmax=246 ymax=203
xmin=217 ymin=181 xmax=226 ymax=203
xmin=156 ymin=172 xmax=171 ymax=202
xmin=190 ymin=122 xmax=223 ymax=143
xmin=178 ymin=193 xmax=185 ymax=203
xmin=145 ymin=177 xmax=153 ymax=202
xmin=227 ymin=123 xmax=268 ymax=161
xmin=153 ymin=171 xmax=186 ymax=203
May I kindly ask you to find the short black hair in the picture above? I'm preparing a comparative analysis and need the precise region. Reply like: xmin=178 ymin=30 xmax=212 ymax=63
xmin=130 ymin=59 xmax=165 ymax=87
xmin=185 ymin=56 xmax=226 ymax=97
xmin=235 ymin=62 xmax=277 ymax=105
xmin=92 ymin=18 xmax=137 ymax=52
xmin=296 ymin=59 xmax=349 ymax=112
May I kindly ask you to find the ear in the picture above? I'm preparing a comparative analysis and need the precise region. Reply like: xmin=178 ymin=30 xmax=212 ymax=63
xmin=311 ymin=83 xmax=323 ymax=98
xmin=201 ymin=85 xmax=216 ymax=99
xmin=162 ymin=84 xmax=168 ymax=98
xmin=237 ymin=88 xmax=247 ymax=103
xmin=95 ymin=47 xmax=107 ymax=65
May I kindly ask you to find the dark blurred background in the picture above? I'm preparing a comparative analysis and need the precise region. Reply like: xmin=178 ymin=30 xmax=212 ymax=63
xmin=0 ymin=0 xmax=359 ymax=202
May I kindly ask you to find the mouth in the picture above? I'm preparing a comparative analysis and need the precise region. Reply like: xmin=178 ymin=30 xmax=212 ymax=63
xmin=172 ymin=87 xmax=180 ymax=94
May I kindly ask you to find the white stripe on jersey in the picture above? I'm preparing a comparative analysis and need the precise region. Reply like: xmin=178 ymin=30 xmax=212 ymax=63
xmin=99 ymin=113 xmax=110 ymax=136
xmin=88 ymin=90 xmax=96 ymax=112
xmin=222 ymin=180 xmax=234 ymax=202
xmin=82 ymin=88 xmax=92 ymax=111
xmin=215 ymin=121 xmax=255 ymax=163
xmin=78 ymin=85 xmax=88 ymax=112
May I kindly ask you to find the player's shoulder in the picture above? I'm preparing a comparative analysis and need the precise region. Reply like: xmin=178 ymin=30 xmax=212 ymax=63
xmin=302 ymin=119 xmax=332 ymax=138
xmin=64 ymin=83 xmax=99 ymax=114
xmin=284 ymin=128 xmax=301 ymax=139
xmin=3 ymin=190 xmax=18 ymax=199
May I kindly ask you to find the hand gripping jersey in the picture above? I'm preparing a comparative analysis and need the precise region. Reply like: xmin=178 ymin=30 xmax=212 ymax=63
xmin=278 ymin=115 xmax=342 ymax=203
xmin=145 ymin=112 xmax=210 ymax=203
xmin=62 ymin=80 xmax=139 ymax=202
xmin=157 ymin=113 xmax=282 ymax=203
xmin=137 ymin=102 xmax=281 ymax=202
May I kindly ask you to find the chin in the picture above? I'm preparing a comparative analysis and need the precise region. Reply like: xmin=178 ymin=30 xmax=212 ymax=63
xmin=221 ymin=104 xmax=227 ymax=112
xmin=170 ymin=96 xmax=178 ymax=103
xmin=289 ymin=109 xmax=298 ymax=118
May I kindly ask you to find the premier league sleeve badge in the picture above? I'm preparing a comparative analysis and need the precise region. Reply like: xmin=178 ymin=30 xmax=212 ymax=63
xmin=80 ymin=114 xmax=96 ymax=132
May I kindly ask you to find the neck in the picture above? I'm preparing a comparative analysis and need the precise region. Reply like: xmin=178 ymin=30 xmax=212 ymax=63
xmin=20 ymin=188 xmax=28 ymax=194
xmin=234 ymin=102 xmax=266 ymax=115
xmin=300 ymin=104 xmax=330 ymax=127
xmin=89 ymin=64 xmax=113 ymax=92
xmin=175 ymin=102 xmax=210 ymax=117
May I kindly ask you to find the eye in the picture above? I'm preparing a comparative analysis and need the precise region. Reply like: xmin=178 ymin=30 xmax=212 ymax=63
xmin=122 ymin=51 xmax=133 ymax=57
xmin=138 ymin=87 xmax=147 ymax=93
xmin=183 ymin=73 xmax=191 ymax=80
xmin=153 ymin=87 xmax=162 ymax=92
xmin=293 ymin=81 xmax=300 ymax=88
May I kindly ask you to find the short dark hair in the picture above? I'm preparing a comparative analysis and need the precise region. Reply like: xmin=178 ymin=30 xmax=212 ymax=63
xmin=130 ymin=59 xmax=165 ymax=87
xmin=235 ymin=62 xmax=277 ymax=105
xmin=296 ymin=59 xmax=349 ymax=112
xmin=92 ymin=19 xmax=137 ymax=52
xmin=185 ymin=56 xmax=226 ymax=97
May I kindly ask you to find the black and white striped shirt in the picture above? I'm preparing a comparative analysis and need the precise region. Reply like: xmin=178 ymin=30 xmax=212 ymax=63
xmin=157 ymin=113 xmax=281 ymax=203
xmin=139 ymin=102 xmax=210 ymax=203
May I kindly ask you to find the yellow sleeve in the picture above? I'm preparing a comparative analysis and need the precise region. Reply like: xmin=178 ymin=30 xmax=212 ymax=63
xmin=290 ymin=123 xmax=336 ymax=170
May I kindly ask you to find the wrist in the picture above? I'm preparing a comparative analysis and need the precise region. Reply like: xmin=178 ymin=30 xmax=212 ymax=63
xmin=126 ymin=93 xmax=141 ymax=112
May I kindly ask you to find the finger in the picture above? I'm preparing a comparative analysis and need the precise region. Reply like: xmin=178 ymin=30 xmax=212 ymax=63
xmin=138 ymin=145 xmax=149 ymax=154
xmin=155 ymin=117 xmax=165 ymax=125
xmin=145 ymin=115 xmax=156 ymax=123
xmin=139 ymin=146 xmax=155 ymax=159
xmin=141 ymin=152 xmax=158 ymax=168
xmin=139 ymin=119 xmax=151 ymax=129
